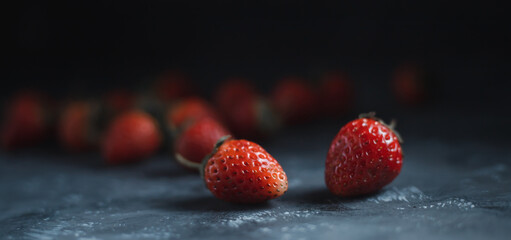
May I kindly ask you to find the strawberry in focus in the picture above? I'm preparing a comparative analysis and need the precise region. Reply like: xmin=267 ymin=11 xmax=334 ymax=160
xmin=102 ymin=111 xmax=161 ymax=165
xmin=1 ymin=91 xmax=52 ymax=150
xmin=325 ymin=113 xmax=403 ymax=197
xmin=271 ymin=77 xmax=319 ymax=125
xmin=319 ymin=71 xmax=354 ymax=117
xmin=204 ymin=138 xmax=288 ymax=203
xmin=174 ymin=117 xmax=230 ymax=169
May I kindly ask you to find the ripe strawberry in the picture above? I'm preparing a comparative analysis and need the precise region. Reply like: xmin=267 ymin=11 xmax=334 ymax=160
xmin=392 ymin=62 xmax=428 ymax=106
xmin=319 ymin=71 xmax=354 ymax=117
xmin=215 ymin=79 xmax=277 ymax=139
xmin=271 ymin=77 xmax=319 ymax=125
xmin=1 ymin=91 xmax=52 ymax=150
xmin=104 ymin=89 xmax=136 ymax=114
xmin=155 ymin=70 xmax=195 ymax=103
xmin=166 ymin=97 xmax=219 ymax=134
xmin=102 ymin=111 xmax=161 ymax=165
xmin=174 ymin=117 xmax=230 ymax=169
xmin=203 ymin=138 xmax=288 ymax=203
xmin=58 ymin=101 xmax=104 ymax=152
xmin=215 ymin=78 xmax=257 ymax=116
xmin=223 ymin=95 xmax=278 ymax=140
xmin=325 ymin=113 xmax=403 ymax=197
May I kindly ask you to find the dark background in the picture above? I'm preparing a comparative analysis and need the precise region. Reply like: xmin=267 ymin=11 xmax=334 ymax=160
xmin=1 ymin=1 xmax=510 ymax=138
xmin=1 ymin=2 xmax=511 ymax=239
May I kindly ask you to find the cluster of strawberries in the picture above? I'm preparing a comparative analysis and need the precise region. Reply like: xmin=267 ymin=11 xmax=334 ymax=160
xmin=1 ymin=64 xmax=419 ymax=203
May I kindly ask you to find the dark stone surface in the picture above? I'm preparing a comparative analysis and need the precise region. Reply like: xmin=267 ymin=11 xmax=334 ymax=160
xmin=1 ymin=113 xmax=510 ymax=240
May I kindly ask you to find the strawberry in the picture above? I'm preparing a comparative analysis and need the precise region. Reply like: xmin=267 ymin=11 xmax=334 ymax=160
xmin=155 ymin=70 xmax=195 ymax=103
xmin=215 ymin=78 xmax=257 ymax=117
xmin=174 ymin=117 xmax=230 ymax=169
xmin=166 ymin=97 xmax=219 ymax=134
xmin=319 ymin=71 xmax=354 ymax=117
xmin=392 ymin=62 xmax=429 ymax=106
xmin=1 ymin=91 xmax=52 ymax=150
xmin=222 ymin=95 xmax=278 ymax=140
xmin=58 ymin=101 xmax=100 ymax=152
xmin=215 ymin=79 xmax=277 ymax=139
xmin=203 ymin=138 xmax=288 ymax=203
xmin=102 ymin=111 xmax=161 ymax=165
xmin=325 ymin=113 xmax=403 ymax=197
xmin=271 ymin=77 xmax=319 ymax=125
xmin=104 ymin=89 xmax=136 ymax=114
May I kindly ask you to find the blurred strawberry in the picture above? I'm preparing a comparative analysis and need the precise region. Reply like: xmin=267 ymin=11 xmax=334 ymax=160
xmin=1 ymin=91 xmax=52 ymax=150
xmin=215 ymin=78 xmax=277 ymax=139
xmin=104 ymin=89 xmax=136 ymax=114
xmin=166 ymin=97 xmax=219 ymax=134
xmin=154 ymin=70 xmax=195 ymax=103
xmin=102 ymin=111 xmax=161 ymax=165
xmin=174 ymin=117 xmax=230 ymax=169
xmin=58 ymin=101 xmax=100 ymax=152
xmin=392 ymin=62 xmax=430 ymax=106
xmin=271 ymin=77 xmax=319 ymax=125
xmin=215 ymin=78 xmax=257 ymax=117
xmin=222 ymin=95 xmax=278 ymax=140
xmin=319 ymin=71 xmax=354 ymax=117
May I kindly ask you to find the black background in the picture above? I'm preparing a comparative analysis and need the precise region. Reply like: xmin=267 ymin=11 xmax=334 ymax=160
xmin=2 ymin=1 xmax=510 ymax=111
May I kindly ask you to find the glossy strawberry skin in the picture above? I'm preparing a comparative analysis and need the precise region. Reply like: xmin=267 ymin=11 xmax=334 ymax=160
xmin=204 ymin=139 xmax=288 ymax=203
xmin=174 ymin=117 xmax=230 ymax=166
xmin=167 ymin=97 xmax=219 ymax=132
xmin=320 ymin=72 xmax=354 ymax=117
xmin=1 ymin=91 xmax=49 ymax=150
xmin=102 ymin=111 xmax=161 ymax=165
xmin=271 ymin=78 xmax=319 ymax=124
xmin=325 ymin=118 xmax=402 ymax=197
xmin=58 ymin=101 xmax=96 ymax=152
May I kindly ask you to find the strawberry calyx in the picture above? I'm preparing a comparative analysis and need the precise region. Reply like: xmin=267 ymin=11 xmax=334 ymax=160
xmin=174 ymin=135 xmax=232 ymax=177
xmin=358 ymin=112 xmax=403 ymax=143
xmin=199 ymin=135 xmax=232 ymax=179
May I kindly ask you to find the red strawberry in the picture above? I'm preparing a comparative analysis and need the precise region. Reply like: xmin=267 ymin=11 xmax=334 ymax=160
xmin=319 ymin=71 xmax=354 ymax=117
xmin=104 ymin=89 xmax=136 ymax=114
xmin=271 ymin=77 xmax=319 ymax=125
xmin=325 ymin=113 xmax=403 ymax=197
xmin=215 ymin=79 xmax=277 ymax=139
xmin=1 ymin=91 xmax=52 ymax=150
xmin=166 ymin=97 xmax=219 ymax=133
xmin=102 ymin=111 xmax=161 ymax=165
xmin=215 ymin=78 xmax=257 ymax=116
xmin=58 ymin=101 xmax=99 ymax=152
xmin=392 ymin=62 xmax=428 ymax=106
xmin=223 ymin=95 xmax=278 ymax=140
xmin=174 ymin=117 xmax=230 ymax=169
xmin=203 ymin=138 xmax=288 ymax=203
xmin=155 ymin=70 xmax=195 ymax=103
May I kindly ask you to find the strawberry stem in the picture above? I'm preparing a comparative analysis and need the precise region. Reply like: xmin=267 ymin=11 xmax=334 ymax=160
xmin=175 ymin=153 xmax=202 ymax=170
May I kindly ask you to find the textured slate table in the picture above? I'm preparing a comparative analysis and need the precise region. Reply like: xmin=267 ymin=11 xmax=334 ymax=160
xmin=1 ymin=112 xmax=510 ymax=240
